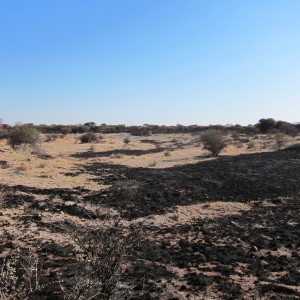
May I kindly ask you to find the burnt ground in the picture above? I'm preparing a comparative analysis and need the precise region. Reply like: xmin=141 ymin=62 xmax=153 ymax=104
xmin=80 ymin=150 xmax=300 ymax=219
xmin=1 ymin=149 xmax=300 ymax=299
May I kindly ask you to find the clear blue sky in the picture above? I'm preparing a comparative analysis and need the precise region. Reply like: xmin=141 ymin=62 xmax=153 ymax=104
xmin=1 ymin=0 xmax=299 ymax=125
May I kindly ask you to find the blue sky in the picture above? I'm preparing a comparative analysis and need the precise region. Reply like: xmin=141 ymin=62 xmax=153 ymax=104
xmin=1 ymin=0 xmax=299 ymax=125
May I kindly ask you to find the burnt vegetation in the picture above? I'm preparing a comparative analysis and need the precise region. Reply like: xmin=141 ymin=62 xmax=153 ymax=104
xmin=0 ymin=118 xmax=299 ymax=299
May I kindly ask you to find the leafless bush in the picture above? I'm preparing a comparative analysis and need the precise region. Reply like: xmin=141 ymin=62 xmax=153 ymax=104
xmin=247 ymin=141 xmax=255 ymax=149
xmin=112 ymin=180 xmax=140 ymax=202
xmin=274 ymin=132 xmax=287 ymax=149
xmin=58 ymin=220 xmax=139 ymax=300
xmin=29 ymin=145 xmax=49 ymax=159
xmin=0 ymin=248 xmax=42 ymax=300
xmin=45 ymin=134 xmax=60 ymax=142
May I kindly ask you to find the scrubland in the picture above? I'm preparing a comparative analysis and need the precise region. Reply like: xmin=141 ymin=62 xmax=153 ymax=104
xmin=0 ymin=131 xmax=300 ymax=299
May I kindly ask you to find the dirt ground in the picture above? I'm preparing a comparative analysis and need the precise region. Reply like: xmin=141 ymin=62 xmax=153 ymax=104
xmin=0 ymin=132 xmax=300 ymax=299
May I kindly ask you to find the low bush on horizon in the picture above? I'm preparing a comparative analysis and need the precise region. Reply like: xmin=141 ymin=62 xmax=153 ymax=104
xmin=79 ymin=132 xmax=100 ymax=144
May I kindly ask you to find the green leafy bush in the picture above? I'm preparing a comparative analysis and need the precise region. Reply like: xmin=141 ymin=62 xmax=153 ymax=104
xmin=9 ymin=125 xmax=41 ymax=149
xmin=257 ymin=118 xmax=276 ymax=133
xmin=201 ymin=129 xmax=227 ymax=157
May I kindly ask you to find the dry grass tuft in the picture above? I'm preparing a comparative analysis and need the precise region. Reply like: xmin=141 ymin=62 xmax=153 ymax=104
xmin=56 ymin=152 xmax=68 ymax=158
xmin=148 ymin=160 xmax=157 ymax=167
xmin=164 ymin=151 xmax=171 ymax=157
xmin=15 ymin=163 xmax=31 ymax=172
xmin=110 ymin=153 xmax=123 ymax=159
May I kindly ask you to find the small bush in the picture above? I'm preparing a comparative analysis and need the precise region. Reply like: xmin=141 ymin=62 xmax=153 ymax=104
xmin=123 ymin=137 xmax=131 ymax=145
xmin=201 ymin=130 xmax=227 ymax=157
xmin=89 ymin=145 xmax=96 ymax=151
xmin=8 ymin=125 xmax=41 ymax=149
xmin=148 ymin=160 xmax=157 ymax=167
xmin=247 ymin=141 xmax=255 ymax=149
xmin=274 ymin=132 xmax=287 ymax=149
xmin=45 ymin=134 xmax=59 ymax=142
xmin=79 ymin=132 xmax=99 ymax=143
xmin=256 ymin=118 xmax=276 ymax=133
xmin=58 ymin=220 xmax=139 ymax=300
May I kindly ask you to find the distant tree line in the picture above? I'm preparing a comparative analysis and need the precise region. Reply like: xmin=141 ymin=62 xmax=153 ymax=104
xmin=256 ymin=118 xmax=299 ymax=136
xmin=0 ymin=119 xmax=299 ymax=138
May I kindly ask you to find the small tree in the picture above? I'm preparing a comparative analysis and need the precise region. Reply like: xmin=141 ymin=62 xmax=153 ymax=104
xmin=8 ymin=125 xmax=41 ymax=149
xmin=201 ymin=129 xmax=227 ymax=157
xmin=257 ymin=118 xmax=276 ymax=133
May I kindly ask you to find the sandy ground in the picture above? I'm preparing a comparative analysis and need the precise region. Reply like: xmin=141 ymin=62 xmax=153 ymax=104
xmin=1 ymin=132 xmax=299 ymax=191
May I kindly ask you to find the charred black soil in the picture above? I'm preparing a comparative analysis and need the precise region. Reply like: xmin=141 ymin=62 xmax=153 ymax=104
xmin=1 ymin=149 xmax=300 ymax=299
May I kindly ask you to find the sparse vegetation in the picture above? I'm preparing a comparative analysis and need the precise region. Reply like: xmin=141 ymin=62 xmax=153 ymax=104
xmin=45 ymin=133 xmax=60 ymax=142
xmin=123 ymin=137 xmax=131 ymax=145
xmin=0 ymin=248 xmax=42 ymax=300
xmin=148 ymin=160 xmax=157 ymax=167
xmin=58 ymin=220 xmax=139 ymax=300
xmin=0 ymin=185 xmax=7 ymax=208
xmin=80 ymin=132 xmax=100 ymax=143
xmin=89 ymin=145 xmax=96 ymax=151
xmin=8 ymin=124 xmax=41 ymax=149
xmin=274 ymin=132 xmax=287 ymax=149
xmin=201 ymin=129 xmax=227 ymax=156
xmin=247 ymin=141 xmax=255 ymax=149
xmin=1 ymin=126 xmax=300 ymax=299
xmin=256 ymin=118 xmax=276 ymax=133
xmin=164 ymin=151 xmax=171 ymax=157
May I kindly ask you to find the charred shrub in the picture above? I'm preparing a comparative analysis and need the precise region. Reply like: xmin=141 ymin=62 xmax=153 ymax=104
xmin=0 ymin=247 xmax=42 ymax=299
xmin=58 ymin=220 xmax=139 ymax=300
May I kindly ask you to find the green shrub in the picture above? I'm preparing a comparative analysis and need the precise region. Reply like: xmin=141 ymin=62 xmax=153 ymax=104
xmin=257 ymin=118 xmax=276 ymax=133
xmin=201 ymin=129 xmax=227 ymax=157
xmin=9 ymin=125 xmax=41 ymax=149
xmin=123 ymin=137 xmax=131 ymax=145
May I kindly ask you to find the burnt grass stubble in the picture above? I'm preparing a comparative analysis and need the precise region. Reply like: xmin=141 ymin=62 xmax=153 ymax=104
xmin=1 ymin=149 xmax=300 ymax=299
